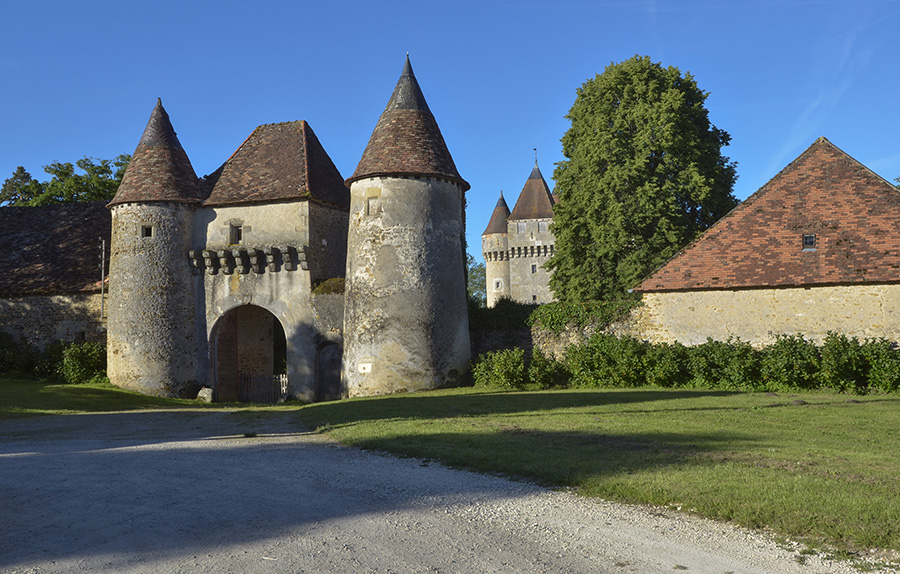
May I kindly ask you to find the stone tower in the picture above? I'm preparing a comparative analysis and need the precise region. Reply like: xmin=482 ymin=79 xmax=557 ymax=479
xmin=482 ymin=192 xmax=511 ymax=307
xmin=506 ymin=161 xmax=556 ymax=304
xmin=342 ymin=56 xmax=471 ymax=396
xmin=107 ymin=99 xmax=203 ymax=397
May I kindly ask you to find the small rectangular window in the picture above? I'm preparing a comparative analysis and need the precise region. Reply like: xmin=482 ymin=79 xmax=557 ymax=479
xmin=531 ymin=264 xmax=537 ymax=274
xmin=538 ymin=221 xmax=548 ymax=233
xmin=802 ymin=234 xmax=816 ymax=250
xmin=532 ymin=295 xmax=537 ymax=302
xmin=517 ymin=222 xmax=526 ymax=234
xmin=141 ymin=225 xmax=153 ymax=238
xmin=230 ymin=224 xmax=243 ymax=244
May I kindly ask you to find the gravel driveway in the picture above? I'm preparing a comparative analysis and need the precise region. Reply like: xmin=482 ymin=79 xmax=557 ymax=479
xmin=0 ymin=410 xmax=864 ymax=573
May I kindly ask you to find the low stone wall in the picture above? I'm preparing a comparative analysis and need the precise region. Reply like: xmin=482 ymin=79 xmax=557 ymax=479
xmin=0 ymin=292 xmax=106 ymax=351
xmin=636 ymin=284 xmax=900 ymax=347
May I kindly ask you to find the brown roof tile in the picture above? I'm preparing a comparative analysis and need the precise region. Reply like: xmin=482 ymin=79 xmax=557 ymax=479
xmin=508 ymin=163 xmax=555 ymax=221
xmin=482 ymin=192 xmax=511 ymax=235
xmin=347 ymin=56 xmax=469 ymax=191
xmin=0 ymin=202 xmax=110 ymax=296
xmin=203 ymin=120 xmax=349 ymax=209
xmin=109 ymin=99 xmax=202 ymax=206
xmin=636 ymin=137 xmax=900 ymax=292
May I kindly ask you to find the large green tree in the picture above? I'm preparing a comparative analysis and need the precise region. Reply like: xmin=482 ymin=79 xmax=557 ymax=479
xmin=466 ymin=253 xmax=486 ymax=307
xmin=0 ymin=154 xmax=130 ymax=206
xmin=548 ymin=56 xmax=738 ymax=304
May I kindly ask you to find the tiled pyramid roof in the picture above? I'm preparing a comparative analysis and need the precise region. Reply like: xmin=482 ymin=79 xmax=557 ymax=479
xmin=347 ymin=56 xmax=469 ymax=191
xmin=108 ymin=99 xmax=202 ymax=206
xmin=637 ymin=137 xmax=900 ymax=292
xmin=508 ymin=163 xmax=555 ymax=221
xmin=482 ymin=192 xmax=511 ymax=235
xmin=0 ymin=202 xmax=110 ymax=296
xmin=203 ymin=120 xmax=349 ymax=209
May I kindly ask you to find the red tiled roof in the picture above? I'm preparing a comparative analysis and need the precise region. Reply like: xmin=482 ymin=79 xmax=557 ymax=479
xmin=0 ymin=202 xmax=110 ymax=296
xmin=203 ymin=120 xmax=349 ymax=209
xmin=482 ymin=192 xmax=511 ymax=235
xmin=637 ymin=137 xmax=900 ymax=292
xmin=347 ymin=56 xmax=469 ymax=191
xmin=109 ymin=99 xmax=203 ymax=206
xmin=508 ymin=163 xmax=555 ymax=221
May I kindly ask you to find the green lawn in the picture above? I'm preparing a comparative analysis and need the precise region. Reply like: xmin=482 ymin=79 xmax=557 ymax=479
xmin=296 ymin=387 xmax=900 ymax=554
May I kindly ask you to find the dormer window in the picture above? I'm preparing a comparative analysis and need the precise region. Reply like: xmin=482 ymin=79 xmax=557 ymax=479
xmin=802 ymin=234 xmax=816 ymax=251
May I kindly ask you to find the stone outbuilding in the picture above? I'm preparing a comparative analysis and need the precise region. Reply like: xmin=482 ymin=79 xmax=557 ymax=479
xmin=633 ymin=137 xmax=900 ymax=346
xmin=0 ymin=202 xmax=110 ymax=351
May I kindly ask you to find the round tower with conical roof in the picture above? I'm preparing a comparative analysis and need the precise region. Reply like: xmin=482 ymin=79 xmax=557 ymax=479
xmin=343 ymin=57 xmax=471 ymax=396
xmin=482 ymin=191 xmax=511 ymax=307
xmin=107 ymin=99 xmax=203 ymax=397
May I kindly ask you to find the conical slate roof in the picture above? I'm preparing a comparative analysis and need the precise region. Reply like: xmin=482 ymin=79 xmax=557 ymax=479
xmin=636 ymin=137 xmax=900 ymax=292
xmin=109 ymin=99 xmax=202 ymax=206
xmin=482 ymin=192 xmax=511 ymax=235
xmin=347 ymin=56 xmax=469 ymax=191
xmin=203 ymin=120 xmax=349 ymax=208
xmin=508 ymin=163 xmax=554 ymax=220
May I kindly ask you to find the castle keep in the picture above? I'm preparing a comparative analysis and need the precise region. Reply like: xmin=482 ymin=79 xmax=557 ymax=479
xmin=482 ymin=162 xmax=556 ymax=307
xmin=104 ymin=57 xmax=469 ymax=400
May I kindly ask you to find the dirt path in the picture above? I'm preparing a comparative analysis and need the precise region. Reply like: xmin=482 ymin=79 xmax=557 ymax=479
xmin=0 ymin=410 xmax=862 ymax=573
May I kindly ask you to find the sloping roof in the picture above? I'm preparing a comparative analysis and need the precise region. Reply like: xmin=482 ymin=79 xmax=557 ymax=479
xmin=108 ymin=99 xmax=203 ymax=206
xmin=482 ymin=192 xmax=511 ymax=235
xmin=508 ymin=163 xmax=555 ymax=221
xmin=203 ymin=120 xmax=350 ymax=209
xmin=347 ymin=56 xmax=469 ymax=191
xmin=637 ymin=137 xmax=900 ymax=292
xmin=0 ymin=202 xmax=110 ymax=296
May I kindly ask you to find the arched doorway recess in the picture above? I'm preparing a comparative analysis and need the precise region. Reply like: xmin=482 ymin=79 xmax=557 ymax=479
xmin=212 ymin=305 xmax=287 ymax=403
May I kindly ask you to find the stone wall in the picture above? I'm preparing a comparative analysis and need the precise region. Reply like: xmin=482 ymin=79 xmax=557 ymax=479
xmin=635 ymin=284 xmax=900 ymax=346
xmin=0 ymin=292 xmax=105 ymax=351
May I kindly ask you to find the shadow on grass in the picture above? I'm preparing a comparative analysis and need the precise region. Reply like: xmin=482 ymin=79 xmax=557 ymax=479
xmin=0 ymin=377 xmax=204 ymax=418
xmin=299 ymin=388 xmax=740 ymax=427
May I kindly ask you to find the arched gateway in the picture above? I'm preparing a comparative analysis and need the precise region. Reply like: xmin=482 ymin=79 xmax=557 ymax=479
xmin=210 ymin=305 xmax=287 ymax=403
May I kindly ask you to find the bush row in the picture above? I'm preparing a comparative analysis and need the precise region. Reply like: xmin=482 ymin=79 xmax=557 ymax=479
xmin=473 ymin=333 xmax=900 ymax=394
xmin=0 ymin=333 xmax=106 ymax=384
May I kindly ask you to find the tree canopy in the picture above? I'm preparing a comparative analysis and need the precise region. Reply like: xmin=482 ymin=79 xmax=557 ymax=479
xmin=548 ymin=56 xmax=738 ymax=304
xmin=1 ymin=155 xmax=130 ymax=206
xmin=466 ymin=253 xmax=486 ymax=307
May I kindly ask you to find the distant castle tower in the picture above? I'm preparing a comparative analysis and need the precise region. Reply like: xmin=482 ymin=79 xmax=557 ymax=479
xmin=342 ymin=56 xmax=471 ymax=396
xmin=482 ymin=161 xmax=556 ymax=307
xmin=482 ymin=192 xmax=511 ymax=307
xmin=107 ymin=100 xmax=202 ymax=397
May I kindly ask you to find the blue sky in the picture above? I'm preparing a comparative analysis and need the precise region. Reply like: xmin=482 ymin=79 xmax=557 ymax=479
xmin=2 ymin=1 xmax=899 ymax=262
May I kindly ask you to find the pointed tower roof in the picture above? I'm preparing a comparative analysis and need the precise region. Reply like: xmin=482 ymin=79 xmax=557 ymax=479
xmin=508 ymin=162 xmax=555 ymax=220
xmin=109 ymin=99 xmax=202 ymax=206
xmin=637 ymin=137 xmax=900 ymax=292
xmin=203 ymin=120 xmax=349 ymax=208
xmin=347 ymin=56 xmax=469 ymax=191
xmin=482 ymin=191 xmax=511 ymax=235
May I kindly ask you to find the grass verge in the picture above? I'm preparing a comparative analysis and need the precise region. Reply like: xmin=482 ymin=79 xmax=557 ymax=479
xmin=297 ymin=386 xmax=900 ymax=554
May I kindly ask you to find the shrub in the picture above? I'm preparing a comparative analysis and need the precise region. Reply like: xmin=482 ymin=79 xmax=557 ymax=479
xmin=644 ymin=341 xmax=690 ymax=387
xmin=565 ymin=334 xmax=646 ymax=388
xmin=760 ymin=334 xmax=820 ymax=391
xmin=687 ymin=338 xmax=760 ymax=390
xmin=528 ymin=295 xmax=642 ymax=335
xmin=528 ymin=348 xmax=569 ymax=389
xmin=35 ymin=340 xmax=68 ymax=381
xmin=469 ymin=297 xmax=538 ymax=332
xmin=818 ymin=332 xmax=867 ymax=393
xmin=58 ymin=341 xmax=106 ymax=385
xmin=0 ymin=332 xmax=38 ymax=374
xmin=860 ymin=338 xmax=900 ymax=393
xmin=472 ymin=348 xmax=528 ymax=389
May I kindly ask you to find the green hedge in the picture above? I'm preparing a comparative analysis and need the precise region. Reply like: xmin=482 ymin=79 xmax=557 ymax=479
xmin=471 ymin=332 xmax=900 ymax=394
